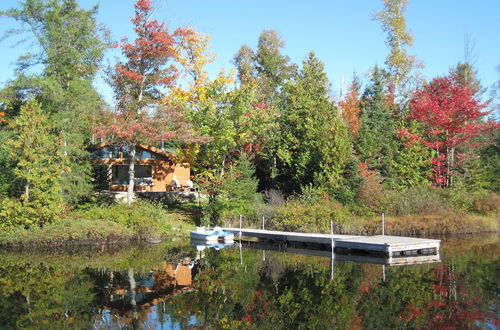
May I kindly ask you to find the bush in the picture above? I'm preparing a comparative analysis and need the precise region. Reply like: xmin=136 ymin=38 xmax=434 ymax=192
xmin=471 ymin=192 xmax=499 ymax=215
xmin=380 ymin=185 xmax=450 ymax=216
xmin=270 ymin=199 xmax=350 ymax=233
xmin=202 ymin=156 xmax=262 ymax=225
xmin=71 ymin=200 xmax=193 ymax=240
xmin=0 ymin=218 xmax=134 ymax=248
xmin=0 ymin=197 xmax=64 ymax=229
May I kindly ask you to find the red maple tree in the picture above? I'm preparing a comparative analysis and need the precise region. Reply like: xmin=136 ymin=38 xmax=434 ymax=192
xmin=94 ymin=0 xmax=207 ymax=204
xmin=399 ymin=76 xmax=498 ymax=187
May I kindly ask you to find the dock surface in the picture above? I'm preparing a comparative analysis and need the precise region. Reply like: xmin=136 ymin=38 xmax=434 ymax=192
xmin=223 ymin=228 xmax=440 ymax=257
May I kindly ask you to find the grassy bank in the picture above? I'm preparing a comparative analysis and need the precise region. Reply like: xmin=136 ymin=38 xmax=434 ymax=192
xmin=0 ymin=200 xmax=195 ymax=249
xmin=243 ymin=188 xmax=500 ymax=236
xmin=265 ymin=208 xmax=498 ymax=237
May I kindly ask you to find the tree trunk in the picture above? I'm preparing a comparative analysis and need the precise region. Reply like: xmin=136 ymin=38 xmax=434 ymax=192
xmin=449 ymin=147 xmax=455 ymax=188
xmin=128 ymin=268 xmax=138 ymax=320
xmin=127 ymin=145 xmax=136 ymax=206
xmin=220 ymin=155 xmax=226 ymax=178
xmin=23 ymin=177 xmax=30 ymax=203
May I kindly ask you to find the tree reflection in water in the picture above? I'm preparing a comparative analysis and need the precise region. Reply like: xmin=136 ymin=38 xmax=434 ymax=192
xmin=0 ymin=234 xmax=497 ymax=328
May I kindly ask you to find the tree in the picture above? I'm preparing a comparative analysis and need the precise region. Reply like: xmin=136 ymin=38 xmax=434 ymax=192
xmin=0 ymin=0 xmax=109 ymax=204
xmin=0 ymin=100 xmax=66 ymax=227
xmin=401 ymin=76 xmax=498 ymax=187
xmin=203 ymin=155 xmax=261 ymax=224
xmin=279 ymin=52 xmax=354 ymax=198
xmin=95 ymin=0 xmax=205 ymax=205
xmin=233 ymin=30 xmax=297 ymax=189
xmin=374 ymin=0 xmax=420 ymax=105
xmin=339 ymin=74 xmax=362 ymax=137
xmin=254 ymin=30 xmax=297 ymax=104
xmin=356 ymin=66 xmax=397 ymax=179
xmin=233 ymin=45 xmax=256 ymax=86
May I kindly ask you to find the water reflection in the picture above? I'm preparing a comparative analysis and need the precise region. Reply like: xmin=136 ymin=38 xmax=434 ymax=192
xmin=0 ymin=234 xmax=497 ymax=329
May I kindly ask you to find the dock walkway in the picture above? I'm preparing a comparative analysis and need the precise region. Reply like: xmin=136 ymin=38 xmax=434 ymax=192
xmin=223 ymin=228 xmax=440 ymax=257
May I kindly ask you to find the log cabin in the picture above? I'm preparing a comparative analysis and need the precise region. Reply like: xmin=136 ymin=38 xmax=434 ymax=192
xmin=92 ymin=142 xmax=191 ymax=193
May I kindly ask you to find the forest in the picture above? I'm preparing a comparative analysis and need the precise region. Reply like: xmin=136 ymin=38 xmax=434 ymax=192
xmin=0 ymin=0 xmax=498 ymax=245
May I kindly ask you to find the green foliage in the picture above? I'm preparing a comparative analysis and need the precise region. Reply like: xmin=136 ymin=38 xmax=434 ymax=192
xmin=356 ymin=66 xmax=397 ymax=179
xmin=0 ymin=0 xmax=108 ymax=205
xmin=71 ymin=200 xmax=194 ymax=240
xmin=279 ymin=52 xmax=354 ymax=197
xmin=270 ymin=188 xmax=351 ymax=233
xmin=386 ymin=121 xmax=432 ymax=190
xmin=0 ymin=130 xmax=17 ymax=198
xmin=0 ymin=218 xmax=134 ymax=248
xmin=380 ymin=185 xmax=450 ymax=216
xmin=203 ymin=156 xmax=262 ymax=225
xmin=462 ymin=129 xmax=500 ymax=192
xmin=0 ymin=100 xmax=66 ymax=227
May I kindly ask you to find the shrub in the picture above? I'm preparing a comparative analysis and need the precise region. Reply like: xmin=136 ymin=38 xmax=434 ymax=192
xmin=0 ymin=197 xmax=64 ymax=229
xmin=71 ymin=200 xmax=193 ymax=240
xmin=471 ymin=192 xmax=499 ymax=215
xmin=380 ymin=185 xmax=450 ymax=216
xmin=202 ymin=156 xmax=262 ymax=225
xmin=0 ymin=218 xmax=134 ymax=248
xmin=271 ymin=199 xmax=350 ymax=233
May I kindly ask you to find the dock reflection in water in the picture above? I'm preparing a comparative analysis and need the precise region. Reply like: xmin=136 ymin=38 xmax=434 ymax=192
xmin=233 ymin=240 xmax=441 ymax=266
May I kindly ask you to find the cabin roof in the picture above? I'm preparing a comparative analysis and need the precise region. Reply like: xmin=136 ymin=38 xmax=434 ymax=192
xmin=93 ymin=141 xmax=177 ymax=159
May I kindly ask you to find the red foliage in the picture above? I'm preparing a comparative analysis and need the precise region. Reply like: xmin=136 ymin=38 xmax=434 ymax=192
xmin=403 ymin=76 xmax=499 ymax=187
xmin=358 ymin=161 xmax=383 ymax=209
xmin=94 ymin=0 xmax=210 ymax=147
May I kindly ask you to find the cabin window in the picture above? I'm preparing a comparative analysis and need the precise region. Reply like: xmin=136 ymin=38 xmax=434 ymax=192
xmin=111 ymin=146 xmax=130 ymax=159
xmin=136 ymin=148 xmax=154 ymax=159
xmin=92 ymin=147 xmax=111 ymax=159
xmin=111 ymin=165 xmax=152 ymax=185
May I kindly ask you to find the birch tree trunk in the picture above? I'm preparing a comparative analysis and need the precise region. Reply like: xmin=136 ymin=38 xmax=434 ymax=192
xmin=127 ymin=145 xmax=136 ymax=206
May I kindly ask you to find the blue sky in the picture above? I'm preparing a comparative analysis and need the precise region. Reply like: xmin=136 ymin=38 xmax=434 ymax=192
xmin=1 ymin=0 xmax=499 ymax=105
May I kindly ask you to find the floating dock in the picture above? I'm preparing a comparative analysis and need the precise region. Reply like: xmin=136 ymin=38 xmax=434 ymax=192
xmin=223 ymin=228 xmax=440 ymax=258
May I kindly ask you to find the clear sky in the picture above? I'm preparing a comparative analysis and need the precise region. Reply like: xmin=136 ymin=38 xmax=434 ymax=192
xmin=1 ymin=0 xmax=499 ymax=105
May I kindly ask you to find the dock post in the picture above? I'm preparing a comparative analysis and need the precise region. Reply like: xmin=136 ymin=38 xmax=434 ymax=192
xmin=239 ymin=214 xmax=243 ymax=265
xmin=239 ymin=214 xmax=242 ymax=238
xmin=331 ymin=220 xmax=335 ymax=280
xmin=382 ymin=213 xmax=385 ymax=236
xmin=262 ymin=216 xmax=265 ymax=230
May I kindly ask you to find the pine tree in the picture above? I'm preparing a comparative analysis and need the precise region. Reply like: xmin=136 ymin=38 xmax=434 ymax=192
xmin=356 ymin=66 xmax=397 ymax=179
xmin=279 ymin=52 xmax=354 ymax=198
xmin=1 ymin=101 xmax=66 ymax=227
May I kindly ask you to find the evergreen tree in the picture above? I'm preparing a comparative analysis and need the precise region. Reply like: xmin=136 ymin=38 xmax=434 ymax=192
xmin=279 ymin=52 xmax=355 ymax=198
xmin=356 ymin=66 xmax=397 ymax=180
xmin=0 ymin=101 xmax=66 ymax=227
xmin=204 ymin=155 xmax=261 ymax=225
xmin=0 ymin=0 xmax=109 ymax=204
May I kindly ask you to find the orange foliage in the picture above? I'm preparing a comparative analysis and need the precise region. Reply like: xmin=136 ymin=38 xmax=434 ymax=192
xmin=339 ymin=81 xmax=362 ymax=136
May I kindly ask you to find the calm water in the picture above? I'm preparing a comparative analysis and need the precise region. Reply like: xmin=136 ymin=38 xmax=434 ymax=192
xmin=0 ymin=233 xmax=498 ymax=329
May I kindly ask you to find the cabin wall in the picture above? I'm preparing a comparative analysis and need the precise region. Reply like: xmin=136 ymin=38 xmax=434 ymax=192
xmin=101 ymin=159 xmax=190 ymax=192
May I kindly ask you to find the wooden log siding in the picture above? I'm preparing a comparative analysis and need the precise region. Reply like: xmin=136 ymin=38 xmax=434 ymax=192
xmin=95 ymin=143 xmax=190 ymax=192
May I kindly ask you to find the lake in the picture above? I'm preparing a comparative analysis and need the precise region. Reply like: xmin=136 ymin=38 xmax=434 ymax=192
xmin=0 ymin=233 xmax=498 ymax=329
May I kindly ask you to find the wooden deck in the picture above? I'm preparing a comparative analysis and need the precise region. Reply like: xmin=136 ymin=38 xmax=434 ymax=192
xmin=223 ymin=228 xmax=440 ymax=257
